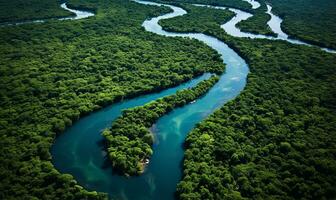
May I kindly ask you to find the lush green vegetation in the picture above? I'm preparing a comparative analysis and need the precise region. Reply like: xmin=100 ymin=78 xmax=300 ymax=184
xmin=0 ymin=0 xmax=225 ymax=199
xmin=159 ymin=3 xmax=234 ymax=33
xmin=158 ymin=2 xmax=275 ymax=38
xmin=236 ymin=3 xmax=275 ymax=37
xmin=267 ymin=0 xmax=336 ymax=49
xmin=160 ymin=3 xmax=336 ymax=199
xmin=103 ymin=76 xmax=219 ymax=176
xmin=0 ymin=0 xmax=74 ymax=23
xmin=157 ymin=0 xmax=252 ymax=11
xmin=161 ymin=0 xmax=336 ymax=48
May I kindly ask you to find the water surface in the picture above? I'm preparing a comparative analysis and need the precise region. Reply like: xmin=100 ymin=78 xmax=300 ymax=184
xmin=242 ymin=0 xmax=260 ymax=9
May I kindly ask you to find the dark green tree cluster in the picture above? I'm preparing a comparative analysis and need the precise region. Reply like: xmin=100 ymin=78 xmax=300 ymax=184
xmin=159 ymin=3 xmax=275 ymax=40
xmin=0 ymin=0 xmax=74 ymax=23
xmin=103 ymin=76 xmax=219 ymax=176
xmin=0 ymin=0 xmax=225 ymax=199
xmin=159 ymin=3 xmax=235 ymax=34
xmin=157 ymin=0 xmax=252 ymax=11
xmin=157 ymin=0 xmax=277 ymax=38
xmin=236 ymin=3 xmax=276 ymax=37
xmin=160 ymin=3 xmax=336 ymax=199
xmin=266 ymin=0 xmax=336 ymax=49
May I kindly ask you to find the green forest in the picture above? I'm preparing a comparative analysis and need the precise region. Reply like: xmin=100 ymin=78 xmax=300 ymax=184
xmin=0 ymin=0 xmax=73 ymax=23
xmin=159 ymin=0 xmax=252 ymax=11
xmin=158 ymin=2 xmax=274 ymax=37
xmin=236 ymin=3 xmax=275 ymax=36
xmin=1 ymin=0 xmax=336 ymax=199
xmin=159 ymin=4 xmax=235 ymax=33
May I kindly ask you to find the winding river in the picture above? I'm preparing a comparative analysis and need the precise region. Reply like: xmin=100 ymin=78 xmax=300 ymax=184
xmin=2 ymin=0 xmax=332 ymax=199
xmin=52 ymin=1 xmax=249 ymax=199
xmin=194 ymin=4 xmax=335 ymax=53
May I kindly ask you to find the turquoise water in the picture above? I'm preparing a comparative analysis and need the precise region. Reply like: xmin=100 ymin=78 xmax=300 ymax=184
xmin=51 ymin=1 xmax=249 ymax=199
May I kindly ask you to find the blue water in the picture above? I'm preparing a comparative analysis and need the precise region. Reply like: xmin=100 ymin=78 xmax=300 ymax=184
xmin=52 ymin=1 xmax=249 ymax=199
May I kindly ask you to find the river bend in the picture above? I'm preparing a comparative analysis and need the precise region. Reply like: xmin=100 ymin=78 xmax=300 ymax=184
xmin=2 ymin=0 xmax=332 ymax=199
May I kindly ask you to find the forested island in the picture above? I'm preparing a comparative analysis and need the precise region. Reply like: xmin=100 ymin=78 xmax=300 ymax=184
xmin=0 ymin=0 xmax=335 ymax=199
xmin=103 ymin=76 xmax=219 ymax=176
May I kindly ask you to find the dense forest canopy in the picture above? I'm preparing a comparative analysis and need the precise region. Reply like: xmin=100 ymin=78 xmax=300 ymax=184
xmin=158 ymin=0 xmax=252 ymax=11
xmin=0 ymin=0 xmax=73 ymax=23
xmin=159 ymin=4 xmax=235 ymax=33
xmin=1 ymin=0 xmax=336 ymax=199
xmin=236 ymin=3 xmax=275 ymax=36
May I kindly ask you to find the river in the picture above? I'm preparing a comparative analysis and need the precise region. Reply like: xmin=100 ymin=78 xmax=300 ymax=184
xmin=2 ymin=0 xmax=330 ymax=199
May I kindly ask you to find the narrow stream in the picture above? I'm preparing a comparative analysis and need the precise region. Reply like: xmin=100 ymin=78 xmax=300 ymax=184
xmin=243 ymin=0 xmax=260 ymax=9
xmin=194 ymin=3 xmax=335 ymax=53
xmin=59 ymin=3 xmax=95 ymax=20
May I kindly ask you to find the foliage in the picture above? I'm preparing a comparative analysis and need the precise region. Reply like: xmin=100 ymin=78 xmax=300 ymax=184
xmin=0 ymin=0 xmax=224 ymax=199
xmin=160 ymin=3 xmax=336 ymax=199
xmin=159 ymin=3 xmax=274 ymax=38
xmin=103 ymin=76 xmax=219 ymax=176
xmin=159 ymin=3 xmax=234 ymax=33
xmin=236 ymin=3 xmax=275 ymax=37
xmin=0 ymin=0 xmax=73 ymax=23
xmin=157 ymin=0 xmax=252 ymax=11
